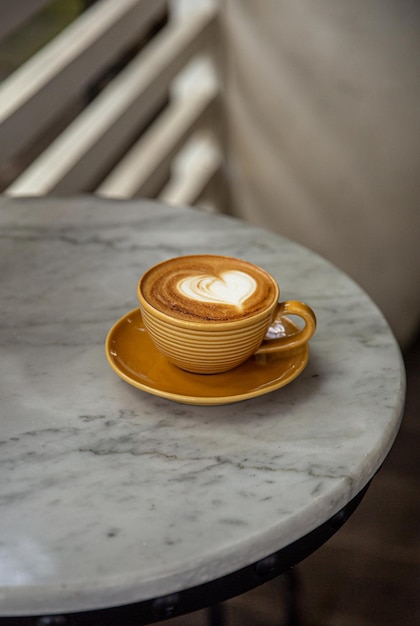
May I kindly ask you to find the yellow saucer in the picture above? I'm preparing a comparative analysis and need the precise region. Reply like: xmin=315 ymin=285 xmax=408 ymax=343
xmin=105 ymin=309 xmax=309 ymax=406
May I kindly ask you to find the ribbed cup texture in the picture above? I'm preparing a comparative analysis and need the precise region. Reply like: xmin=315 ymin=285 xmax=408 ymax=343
xmin=141 ymin=307 xmax=273 ymax=374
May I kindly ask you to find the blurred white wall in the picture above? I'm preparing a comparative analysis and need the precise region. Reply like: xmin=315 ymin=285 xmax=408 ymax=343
xmin=222 ymin=0 xmax=420 ymax=347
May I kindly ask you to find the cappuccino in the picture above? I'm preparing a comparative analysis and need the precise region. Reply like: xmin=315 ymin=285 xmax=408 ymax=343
xmin=141 ymin=255 xmax=277 ymax=322
xmin=137 ymin=255 xmax=316 ymax=374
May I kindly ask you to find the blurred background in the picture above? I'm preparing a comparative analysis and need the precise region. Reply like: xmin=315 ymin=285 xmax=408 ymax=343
xmin=0 ymin=1 xmax=418 ymax=624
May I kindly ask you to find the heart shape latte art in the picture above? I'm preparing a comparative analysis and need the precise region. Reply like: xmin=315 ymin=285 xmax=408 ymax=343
xmin=177 ymin=270 xmax=257 ymax=308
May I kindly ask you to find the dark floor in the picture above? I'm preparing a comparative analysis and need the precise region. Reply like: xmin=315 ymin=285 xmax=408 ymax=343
xmin=166 ymin=334 xmax=420 ymax=626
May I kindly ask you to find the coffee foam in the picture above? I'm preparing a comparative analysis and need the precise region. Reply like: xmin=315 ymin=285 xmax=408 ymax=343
xmin=141 ymin=256 xmax=277 ymax=322
xmin=177 ymin=270 xmax=257 ymax=308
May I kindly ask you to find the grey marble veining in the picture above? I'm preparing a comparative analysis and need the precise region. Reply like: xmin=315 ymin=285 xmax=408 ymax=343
xmin=0 ymin=196 xmax=405 ymax=615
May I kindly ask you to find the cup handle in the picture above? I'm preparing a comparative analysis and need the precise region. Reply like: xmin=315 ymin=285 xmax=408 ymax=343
xmin=255 ymin=300 xmax=316 ymax=355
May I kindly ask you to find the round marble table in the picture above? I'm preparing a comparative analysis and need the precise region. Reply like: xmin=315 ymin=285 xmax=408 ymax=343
xmin=0 ymin=196 xmax=405 ymax=623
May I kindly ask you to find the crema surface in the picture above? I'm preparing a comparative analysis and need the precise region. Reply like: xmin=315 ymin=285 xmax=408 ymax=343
xmin=141 ymin=256 xmax=277 ymax=321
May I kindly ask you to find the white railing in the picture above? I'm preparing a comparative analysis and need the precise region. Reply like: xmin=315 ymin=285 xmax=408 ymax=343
xmin=0 ymin=0 xmax=224 ymax=211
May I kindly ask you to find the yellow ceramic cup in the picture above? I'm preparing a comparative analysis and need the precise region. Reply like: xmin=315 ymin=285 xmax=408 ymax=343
xmin=137 ymin=256 xmax=316 ymax=374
